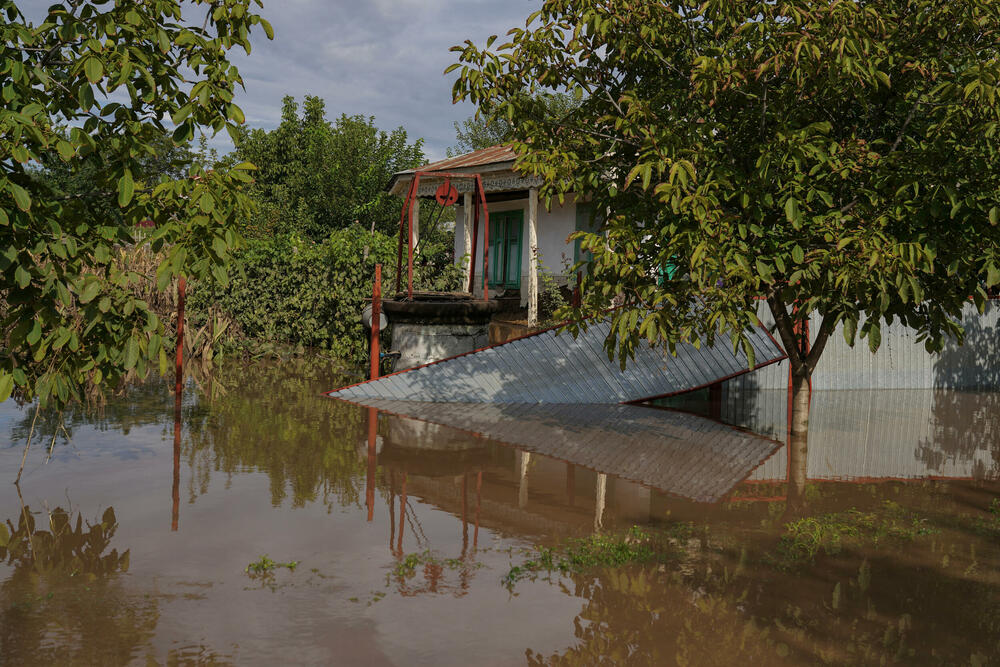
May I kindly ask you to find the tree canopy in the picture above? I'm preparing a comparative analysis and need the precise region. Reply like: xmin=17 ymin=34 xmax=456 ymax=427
xmin=233 ymin=95 xmax=426 ymax=240
xmin=451 ymin=0 xmax=1000 ymax=381
xmin=447 ymin=92 xmax=580 ymax=156
xmin=0 ymin=0 xmax=271 ymax=407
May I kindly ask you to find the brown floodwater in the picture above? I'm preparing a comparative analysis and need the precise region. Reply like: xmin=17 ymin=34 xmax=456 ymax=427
xmin=0 ymin=360 xmax=998 ymax=665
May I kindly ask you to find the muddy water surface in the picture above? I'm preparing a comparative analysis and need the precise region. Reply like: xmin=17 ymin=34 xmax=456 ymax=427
xmin=0 ymin=361 xmax=998 ymax=665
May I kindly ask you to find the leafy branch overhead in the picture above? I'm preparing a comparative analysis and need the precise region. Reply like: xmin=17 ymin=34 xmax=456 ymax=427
xmin=449 ymin=0 xmax=1000 ymax=378
xmin=0 ymin=0 xmax=273 ymax=407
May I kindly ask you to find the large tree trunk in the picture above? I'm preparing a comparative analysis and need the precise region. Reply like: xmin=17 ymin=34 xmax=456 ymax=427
xmin=785 ymin=370 xmax=811 ymax=516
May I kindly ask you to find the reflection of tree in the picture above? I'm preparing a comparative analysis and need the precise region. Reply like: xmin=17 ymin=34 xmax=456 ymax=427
xmin=527 ymin=501 xmax=1000 ymax=665
xmin=181 ymin=360 xmax=370 ymax=509
xmin=0 ymin=505 xmax=158 ymax=664
xmin=922 ymin=310 xmax=1000 ymax=477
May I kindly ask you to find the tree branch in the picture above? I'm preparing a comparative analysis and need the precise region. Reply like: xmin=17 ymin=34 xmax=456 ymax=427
xmin=767 ymin=294 xmax=805 ymax=373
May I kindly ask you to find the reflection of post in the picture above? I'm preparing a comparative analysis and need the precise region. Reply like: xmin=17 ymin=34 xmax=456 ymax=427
xmin=517 ymin=451 xmax=530 ymax=508
xmin=366 ymin=407 xmax=377 ymax=522
xmin=397 ymin=473 xmax=407 ymax=555
xmin=566 ymin=463 xmax=576 ymax=506
xmin=172 ymin=408 xmax=180 ymax=532
xmin=172 ymin=276 xmax=185 ymax=533
xmin=594 ymin=473 xmax=607 ymax=531
xmin=473 ymin=471 xmax=482 ymax=549
xmin=461 ymin=473 xmax=468 ymax=554
xmin=388 ymin=472 xmax=396 ymax=552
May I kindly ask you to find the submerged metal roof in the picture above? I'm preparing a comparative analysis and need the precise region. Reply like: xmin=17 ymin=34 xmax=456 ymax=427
xmin=328 ymin=318 xmax=786 ymax=404
xmin=346 ymin=401 xmax=782 ymax=503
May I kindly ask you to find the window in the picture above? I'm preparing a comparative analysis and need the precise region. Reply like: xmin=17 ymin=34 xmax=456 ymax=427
xmin=486 ymin=210 xmax=523 ymax=289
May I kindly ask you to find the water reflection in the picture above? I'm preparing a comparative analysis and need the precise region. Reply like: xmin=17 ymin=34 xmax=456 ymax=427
xmin=0 ymin=361 xmax=996 ymax=664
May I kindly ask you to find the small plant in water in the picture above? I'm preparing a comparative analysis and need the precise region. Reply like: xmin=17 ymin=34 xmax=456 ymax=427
xmin=245 ymin=555 xmax=299 ymax=576
xmin=775 ymin=501 xmax=937 ymax=564
xmin=503 ymin=526 xmax=679 ymax=589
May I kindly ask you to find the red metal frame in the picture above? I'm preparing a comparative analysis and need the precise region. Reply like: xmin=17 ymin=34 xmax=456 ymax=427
xmin=394 ymin=171 xmax=490 ymax=301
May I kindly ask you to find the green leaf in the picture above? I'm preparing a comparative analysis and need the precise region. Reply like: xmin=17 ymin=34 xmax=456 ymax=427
xmin=791 ymin=245 xmax=804 ymax=264
xmin=118 ymin=169 xmax=135 ymax=207
xmin=26 ymin=319 xmax=41 ymax=345
xmin=124 ymin=336 xmax=139 ymax=370
xmin=867 ymin=323 xmax=881 ymax=353
xmin=784 ymin=198 xmax=801 ymax=227
xmin=842 ymin=317 xmax=857 ymax=345
xmin=0 ymin=372 xmax=14 ymax=403
xmin=259 ymin=18 xmax=274 ymax=40
xmin=227 ymin=104 xmax=245 ymax=124
xmin=9 ymin=183 xmax=31 ymax=211
xmin=990 ymin=207 xmax=999 ymax=226
xmin=84 ymin=57 xmax=104 ymax=83
xmin=199 ymin=191 xmax=214 ymax=213
xmin=14 ymin=265 xmax=30 ymax=288
xmin=79 ymin=280 xmax=100 ymax=304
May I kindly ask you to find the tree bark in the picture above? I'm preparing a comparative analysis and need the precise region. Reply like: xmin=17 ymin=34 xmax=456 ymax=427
xmin=785 ymin=370 xmax=811 ymax=517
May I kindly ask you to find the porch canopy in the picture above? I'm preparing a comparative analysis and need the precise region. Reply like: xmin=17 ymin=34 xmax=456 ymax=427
xmin=387 ymin=145 xmax=545 ymax=323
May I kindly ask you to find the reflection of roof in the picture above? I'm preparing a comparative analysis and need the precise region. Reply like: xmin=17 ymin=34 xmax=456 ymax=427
xmin=355 ymin=402 xmax=782 ymax=503
xmin=329 ymin=318 xmax=787 ymax=404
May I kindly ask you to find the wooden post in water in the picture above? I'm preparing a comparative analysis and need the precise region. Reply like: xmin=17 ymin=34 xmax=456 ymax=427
xmin=172 ymin=276 xmax=185 ymax=532
xmin=370 ymin=264 xmax=382 ymax=380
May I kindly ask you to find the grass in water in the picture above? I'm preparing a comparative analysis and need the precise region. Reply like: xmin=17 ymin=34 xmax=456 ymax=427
xmin=503 ymin=526 xmax=684 ymax=588
xmin=392 ymin=550 xmax=482 ymax=578
xmin=245 ymin=555 xmax=299 ymax=576
xmin=776 ymin=501 xmax=937 ymax=564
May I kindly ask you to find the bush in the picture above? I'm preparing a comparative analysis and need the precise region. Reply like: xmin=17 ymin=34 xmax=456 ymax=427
xmin=189 ymin=224 xmax=465 ymax=365
xmin=190 ymin=226 xmax=395 ymax=365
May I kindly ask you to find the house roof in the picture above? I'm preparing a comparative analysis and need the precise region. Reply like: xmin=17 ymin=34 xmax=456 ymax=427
xmin=386 ymin=144 xmax=521 ymax=195
xmin=401 ymin=144 xmax=518 ymax=175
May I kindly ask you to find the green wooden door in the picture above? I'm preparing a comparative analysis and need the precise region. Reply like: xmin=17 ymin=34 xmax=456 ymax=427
xmin=486 ymin=210 xmax=523 ymax=289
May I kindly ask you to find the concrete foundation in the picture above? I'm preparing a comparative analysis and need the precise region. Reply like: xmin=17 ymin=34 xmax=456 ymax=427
xmin=392 ymin=322 xmax=489 ymax=370
xmin=382 ymin=294 xmax=501 ymax=370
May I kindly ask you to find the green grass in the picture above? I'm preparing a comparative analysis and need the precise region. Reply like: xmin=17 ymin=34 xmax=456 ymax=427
xmin=245 ymin=555 xmax=299 ymax=576
xmin=776 ymin=501 xmax=938 ymax=564
xmin=392 ymin=550 xmax=480 ymax=578
xmin=502 ymin=526 xmax=684 ymax=588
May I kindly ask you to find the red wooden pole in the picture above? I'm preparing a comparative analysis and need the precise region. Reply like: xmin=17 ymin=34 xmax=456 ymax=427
xmin=370 ymin=264 xmax=382 ymax=381
xmin=407 ymin=175 xmax=421 ymax=300
xmin=477 ymin=175 xmax=490 ymax=302
xmin=469 ymin=186 xmax=480 ymax=294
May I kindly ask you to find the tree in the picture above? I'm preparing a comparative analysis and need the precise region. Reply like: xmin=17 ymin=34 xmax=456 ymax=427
xmin=447 ymin=92 xmax=580 ymax=156
xmin=233 ymin=95 xmax=426 ymax=240
xmin=1 ymin=0 xmax=272 ymax=407
xmin=451 ymin=0 xmax=1000 ymax=484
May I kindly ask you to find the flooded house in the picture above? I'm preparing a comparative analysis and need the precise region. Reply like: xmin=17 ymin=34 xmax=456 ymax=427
xmin=387 ymin=144 xmax=594 ymax=323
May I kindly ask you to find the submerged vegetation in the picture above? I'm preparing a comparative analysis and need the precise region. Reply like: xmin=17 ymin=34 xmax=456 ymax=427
xmin=775 ymin=501 xmax=939 ymax=564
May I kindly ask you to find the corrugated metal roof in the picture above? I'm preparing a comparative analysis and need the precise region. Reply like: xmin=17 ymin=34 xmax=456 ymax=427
xmin=396 ymin=144 xmax=517 ymax=176
xmin=328 ymin=318 xmax=787 ymax=404
xmin=351 ymin=401 xmax=782 ymax=503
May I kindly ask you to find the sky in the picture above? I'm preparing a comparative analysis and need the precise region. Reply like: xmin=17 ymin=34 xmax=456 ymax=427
xmin=18 ymin=0 xmax=542 ymax=161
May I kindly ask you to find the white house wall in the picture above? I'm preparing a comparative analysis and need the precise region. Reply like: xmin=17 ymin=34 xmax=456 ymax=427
xmin=455 ymin=195 xmax=578 ymax=305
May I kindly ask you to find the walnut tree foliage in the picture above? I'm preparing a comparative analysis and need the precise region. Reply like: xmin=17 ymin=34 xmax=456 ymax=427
xmin=0 ymin=0 xmax=272 ymax=407
xmin=451 ymin=0 xmax=1000 ymax=383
